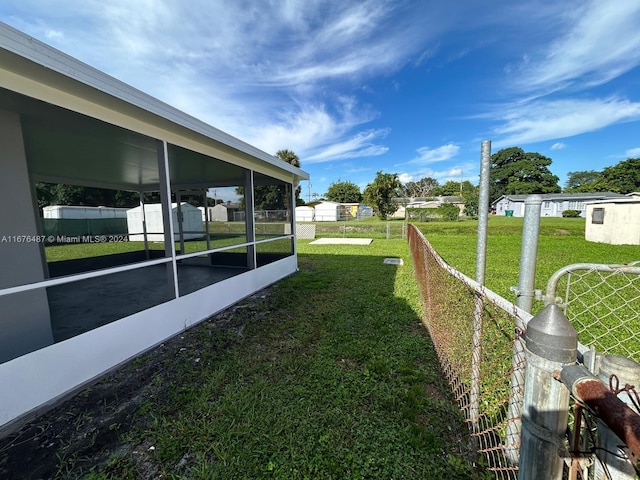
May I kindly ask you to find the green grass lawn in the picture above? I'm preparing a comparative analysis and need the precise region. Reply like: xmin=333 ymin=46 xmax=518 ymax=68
xmin=414 ymin=215 xmax=640 ymax=358
xmin=44 ymin=240 xmax=476 ymax=479
xmin=31 ymin=215 xmax=638 ymax=478
xmin=415 ymin=216 xmax=639 ymax=302
xmin=135 ymin=241 xmax=475 ymax=479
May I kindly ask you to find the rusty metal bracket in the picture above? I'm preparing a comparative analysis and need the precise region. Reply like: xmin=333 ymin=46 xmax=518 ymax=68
xmin=560 ymin=364 xmax=640 ymax=462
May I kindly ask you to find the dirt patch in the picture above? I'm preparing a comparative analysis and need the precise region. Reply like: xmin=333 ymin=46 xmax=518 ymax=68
xmin=0 ymin=289 xmax=272 ymax=480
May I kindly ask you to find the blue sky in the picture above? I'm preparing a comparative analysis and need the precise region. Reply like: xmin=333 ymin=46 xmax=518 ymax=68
xmin=2 ymin=1 xmax=640 ymax=201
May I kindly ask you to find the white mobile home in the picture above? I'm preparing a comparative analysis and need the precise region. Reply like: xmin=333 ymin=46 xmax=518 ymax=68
xmin=492 ymin=193 xmax=626 ymax=217
xmin=43 ymin=205 xmax=129 ymax=219
xmin=0 ymin=23 xmax=308 ymax=432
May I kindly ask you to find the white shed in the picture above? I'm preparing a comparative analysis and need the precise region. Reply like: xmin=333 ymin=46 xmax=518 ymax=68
xmin=295 ymin=206 xmax=315 ymax=222
xmin=209 ymin=203 xmax=241 ymax=222
xmin=585 ymin=194 xmax=640 ymax=245
xmin=127 ymin=203 xmax=204 ymax=241
xmin=43 ymin=205 xmax=129 ymax=219
xmin=314 ymin=201 xmax=340 ymax=221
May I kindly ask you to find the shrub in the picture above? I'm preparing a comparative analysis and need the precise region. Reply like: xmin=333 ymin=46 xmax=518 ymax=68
xmin=406 ymin=208 xmax=439 ymax=222
xmin=562 ymin=210 xmax=582 ymax=218
xmin=436 ymin=203 xmax=460 ymax=222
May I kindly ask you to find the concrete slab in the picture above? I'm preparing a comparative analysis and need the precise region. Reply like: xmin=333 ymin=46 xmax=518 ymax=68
xmin=383 ymin=258 xmax=404 ymax=265
xmin=309 ymin=238 xmax=373 ymax=245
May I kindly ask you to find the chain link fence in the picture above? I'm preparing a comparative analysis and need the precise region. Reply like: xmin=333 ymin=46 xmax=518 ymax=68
xmin=312 ymin=221 xmax=407 ymax=239
xmin=544 ymin=262 xmax=640 ymax=361
xmin=407 ymin=224 xmax=532 ymax=479
xmin=408 ymin=221 xmax=640 ymax=479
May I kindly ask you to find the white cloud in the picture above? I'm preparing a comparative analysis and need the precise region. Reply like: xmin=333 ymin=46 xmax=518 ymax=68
xmin=398 ymin=173 xmax=414 ymax=184
xmin=3 ymin=0 xmax=440 ymax=170
xmin=405 ymin=144 xmax=460 ymax=165
xmin=240 ymin=98 xmax=388 ymax=163
xmin=399 ymin=161 xmax=479 ymax=186
xmin=551 ymin=142 xmax=567 ymax=150
xmin=491 ymin=96 xmax=640 ymax=147
xmin=303 ymin=129 xmax=390 ymax=163
xmin=44 ymin=29 xmax=64 ymax=40
xmin=625 ymin=147 xmax=640 ymax=158
xmin=512 ymin=2 xmax=640 ymax=94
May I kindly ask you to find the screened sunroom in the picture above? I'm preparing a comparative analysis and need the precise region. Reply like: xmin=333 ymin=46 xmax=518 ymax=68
xmin=0 ymin=23 xmax=308 ymax=431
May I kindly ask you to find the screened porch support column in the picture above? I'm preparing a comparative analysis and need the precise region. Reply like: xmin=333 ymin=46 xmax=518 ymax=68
xmin=244 ymin=170 xmax=256 ymax=270
xmin=291 ymin=178 xmax=298 ymax=260
xmin=157 ymin=139 xmax=179 ymax=299
xmin=175 ymin=191 xmax=185 ymax=256
xmin=203 ymin=189 xmax=211 ymax=251
xmin=0 ymin=109 xmax=54 ymax=363
xmin=138 ymin=191 xmax=150 ymax=260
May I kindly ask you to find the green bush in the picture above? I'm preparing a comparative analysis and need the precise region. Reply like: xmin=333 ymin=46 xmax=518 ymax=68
xmin=406 ymin=208 xmax=439 ymax=222
xmin=562 ymin=209 xmax=582 ymax=218
xmin=436 ymin=203 xmax=460 ymax=222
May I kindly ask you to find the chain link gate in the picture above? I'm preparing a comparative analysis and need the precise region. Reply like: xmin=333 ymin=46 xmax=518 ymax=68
xmin=542 ymin=261 xmax=640 ymax=479
xmin=544 ymin=261 xmax=640 ymax=361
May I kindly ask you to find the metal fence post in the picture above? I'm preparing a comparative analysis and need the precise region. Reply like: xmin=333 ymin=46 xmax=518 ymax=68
xmin=470 ymin=141 xmax=492 ymax=431
xmin=475 ymin=140 xmax=491 ymax=284
xmin=519 ymin=304 xmax=577 ymax=480
xmin=516 ymin=195 xmax=542 ymax=313
xmin=594 ymin=354 xmax=640 ymax=480
xmin=505 ymin=194 xmax=543 ymax=463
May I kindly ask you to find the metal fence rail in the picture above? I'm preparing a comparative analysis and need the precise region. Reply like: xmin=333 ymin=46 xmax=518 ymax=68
xmin=544 ymin=262 xmax=640 ymax=361
xmin=407 ymin=224 xmax=532 ymax=478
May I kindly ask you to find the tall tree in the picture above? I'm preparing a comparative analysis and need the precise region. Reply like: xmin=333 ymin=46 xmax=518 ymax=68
xmin=592 ymin=157 xmax=640 ymax=193
xmin=403 ymin=177 xmax=439 ymax=198
xmin=275 ymin=149 xmax=302 ymax=206
xmin=325 ymin=180 xmax=362 ymax=203
xmin=490 ymin=147 xmax=560 ymax=202
xmin=363 ymin=171 xmax=402 ymax=220
xmin=246 ymin=149 xmax=302 ymax=210
xmin=275 ymin=149 xmax=300 ymax=168
xmin=461 ymin=184 xmax=480 ymax=216
xmin=564 ymin=170 xmax=602 ymax=192
xmin=434 ymin=180 xmax=476 ymax=197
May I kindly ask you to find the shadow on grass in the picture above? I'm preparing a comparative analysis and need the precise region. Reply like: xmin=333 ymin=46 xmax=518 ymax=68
xmin=0 ymin=240 xmax=477 ymax=479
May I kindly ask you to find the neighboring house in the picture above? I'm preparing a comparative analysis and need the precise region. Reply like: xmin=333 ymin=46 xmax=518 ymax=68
xmin=43 ymin=205 xmax=129 ymax=219
xmin=492 ymin=193 xmax=626 ymax=217
xmin=0 ymin=24 xmax=308 ymax=432
xmin=42 ymin=206 xmax=129 ymax=238
xmin=585 ymin=193 xmax=640 ymax=245
xmin=394 ymin=196 xmax=464 ymax=218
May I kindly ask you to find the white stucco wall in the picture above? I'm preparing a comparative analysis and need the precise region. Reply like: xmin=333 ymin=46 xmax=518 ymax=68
xmin=585 ymin=202 xmax=640 ymax=245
